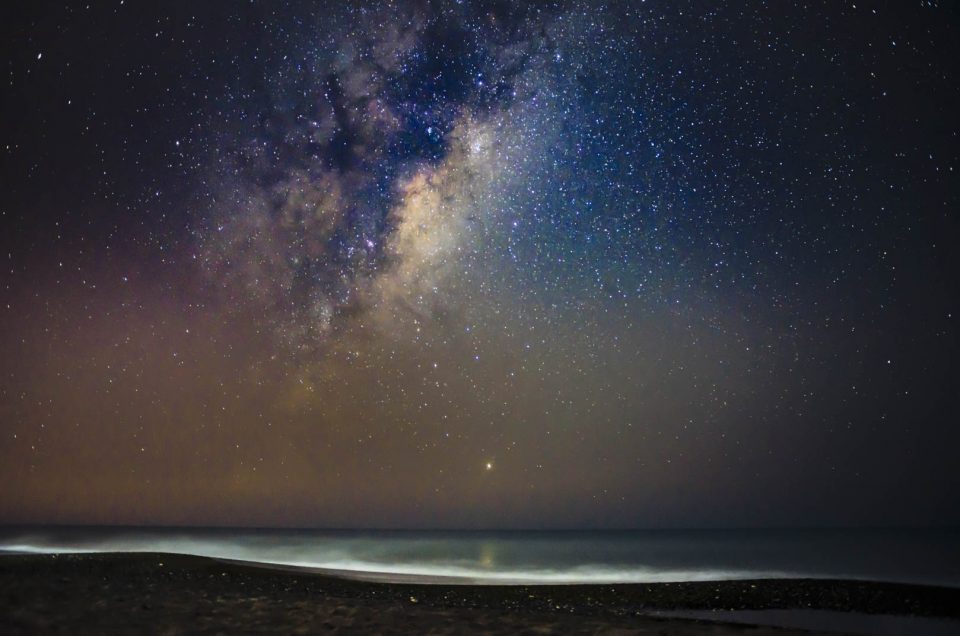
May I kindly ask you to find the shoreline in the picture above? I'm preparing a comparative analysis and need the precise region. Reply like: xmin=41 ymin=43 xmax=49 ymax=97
xmin=3 ymin=552 xmax=959 ymax=634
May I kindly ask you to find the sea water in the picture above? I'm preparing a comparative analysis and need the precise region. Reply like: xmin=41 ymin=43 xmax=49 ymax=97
xmin=1 ymin=527 xmax=957 ymax=586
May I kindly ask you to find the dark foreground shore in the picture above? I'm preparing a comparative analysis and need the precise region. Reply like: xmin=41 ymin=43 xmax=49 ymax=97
xmin=2 ymin=553 xmax=959 ymax=634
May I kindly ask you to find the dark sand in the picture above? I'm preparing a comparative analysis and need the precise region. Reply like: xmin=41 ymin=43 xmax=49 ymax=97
xmin=2 ymin=553 xmax=959 ymax=634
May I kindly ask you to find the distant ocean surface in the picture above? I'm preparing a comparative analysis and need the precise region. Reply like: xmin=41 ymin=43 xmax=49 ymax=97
xmin=1 ymin=527 xmax=958 ymax=587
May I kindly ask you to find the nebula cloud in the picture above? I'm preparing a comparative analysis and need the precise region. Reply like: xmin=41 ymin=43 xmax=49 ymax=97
xmin=196 ymin=3 xmax=563 ymax=355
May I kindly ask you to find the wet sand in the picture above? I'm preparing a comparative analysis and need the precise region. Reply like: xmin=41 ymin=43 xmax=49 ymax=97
xmin=2 ymin=553 xmax=958 ymax=634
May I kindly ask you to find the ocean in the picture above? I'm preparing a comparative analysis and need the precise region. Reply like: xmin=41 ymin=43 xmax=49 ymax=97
xmin=1 ymin=527 xmax=957 ymax=587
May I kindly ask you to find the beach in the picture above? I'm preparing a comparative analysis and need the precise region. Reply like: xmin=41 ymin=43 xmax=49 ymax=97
xmin=2 ymin=553 xmax=959 ymax=634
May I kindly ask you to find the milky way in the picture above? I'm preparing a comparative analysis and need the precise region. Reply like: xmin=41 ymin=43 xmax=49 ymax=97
xmin=1 ymin=1 xmax=957 ymax=528
xmin=197 ymin=4 xmax=566 ymax=357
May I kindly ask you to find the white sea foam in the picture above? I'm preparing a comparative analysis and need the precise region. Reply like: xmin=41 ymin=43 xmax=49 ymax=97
xmin=0 ymin=535 xmax=781 ymax=584
xmin=2 ymin=528 xmax=957 ymax=587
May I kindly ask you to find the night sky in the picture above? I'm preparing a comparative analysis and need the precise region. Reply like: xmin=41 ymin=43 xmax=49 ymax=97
xmin=1 ymin=1 xmax=958 ymax=529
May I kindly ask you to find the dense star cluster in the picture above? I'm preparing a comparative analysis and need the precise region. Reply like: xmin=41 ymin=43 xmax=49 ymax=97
xmin=1 ymin=1 xmax=957 ymax=528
